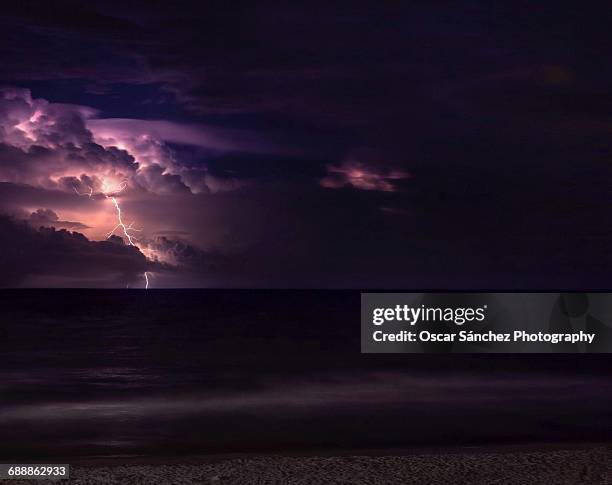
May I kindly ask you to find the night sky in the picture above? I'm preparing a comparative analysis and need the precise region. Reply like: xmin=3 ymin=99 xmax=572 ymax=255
xmin=0 ymin=2 xmax=611 ymax=288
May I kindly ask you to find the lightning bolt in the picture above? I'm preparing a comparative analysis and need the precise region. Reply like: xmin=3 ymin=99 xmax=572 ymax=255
xmin=106 ymin=195 xmax=141 ymax=246
xmin=74 ymin=179 xmax=151 ymax=288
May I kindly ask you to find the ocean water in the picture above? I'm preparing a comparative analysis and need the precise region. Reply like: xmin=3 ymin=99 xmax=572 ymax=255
xmin=0 ymin=290 xmax=610 ymax=460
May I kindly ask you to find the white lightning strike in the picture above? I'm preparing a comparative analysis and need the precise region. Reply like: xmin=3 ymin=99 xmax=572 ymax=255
xmin=106 ymin=195 xmax=141 ymax=246
xmin=74 ymin=179 xmax=151 ymax=289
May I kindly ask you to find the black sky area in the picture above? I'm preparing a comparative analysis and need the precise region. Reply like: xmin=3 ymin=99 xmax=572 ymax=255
xmin=0 ymin=1 xmax=611 ymax=287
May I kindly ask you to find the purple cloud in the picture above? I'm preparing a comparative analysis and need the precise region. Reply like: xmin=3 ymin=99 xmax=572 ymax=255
xmin=0 ymin=215 xmax=165 ymax=287
xmin=28 ymin=208 xmax=90 ymax=231
xmin=0 ymin=87 xmax=255 ymax=197
xmin=321 ymin=160 xmax=410 ymax=192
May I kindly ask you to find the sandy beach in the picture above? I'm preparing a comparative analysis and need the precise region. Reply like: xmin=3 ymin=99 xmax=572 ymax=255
xmin=12 ymin=444 xmax=611 ymax=484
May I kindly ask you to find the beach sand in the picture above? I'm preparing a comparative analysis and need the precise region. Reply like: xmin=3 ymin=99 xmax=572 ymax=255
xmin=12 ymin=444 xmax=611 ymax=484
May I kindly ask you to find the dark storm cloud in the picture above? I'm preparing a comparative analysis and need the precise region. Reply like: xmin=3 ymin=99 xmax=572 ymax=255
xmin=0 ymin=181 xmax=87 ymax=215
xmin=2 ymin=2 xmax=612 ymax=133
xmin=0 ymin=2 xmax=148 ymax=84
xmin=88 ymin=119 xmax=290 ymax=156
xmin=28 ymin=208 xmax=90 ymax=230
xmin=0 ymin=215 xmax=163 ymax=287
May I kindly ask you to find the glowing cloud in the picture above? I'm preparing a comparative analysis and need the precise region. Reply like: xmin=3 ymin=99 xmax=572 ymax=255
xmin=74 ymin=177 xmax=150 ymax=288
xmin=0 ymin=87 xmax=243 ymax=196
xmin=320 ymin=161 xmax=410 ymax=192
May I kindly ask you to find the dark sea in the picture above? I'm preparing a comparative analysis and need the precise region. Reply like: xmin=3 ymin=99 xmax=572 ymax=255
xmin=0 ymin=290 xmax=610 ymax=460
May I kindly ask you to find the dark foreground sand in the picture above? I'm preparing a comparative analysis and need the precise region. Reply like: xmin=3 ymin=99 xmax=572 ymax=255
xmin=12 ymin=445 xmax=612 ymax=484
